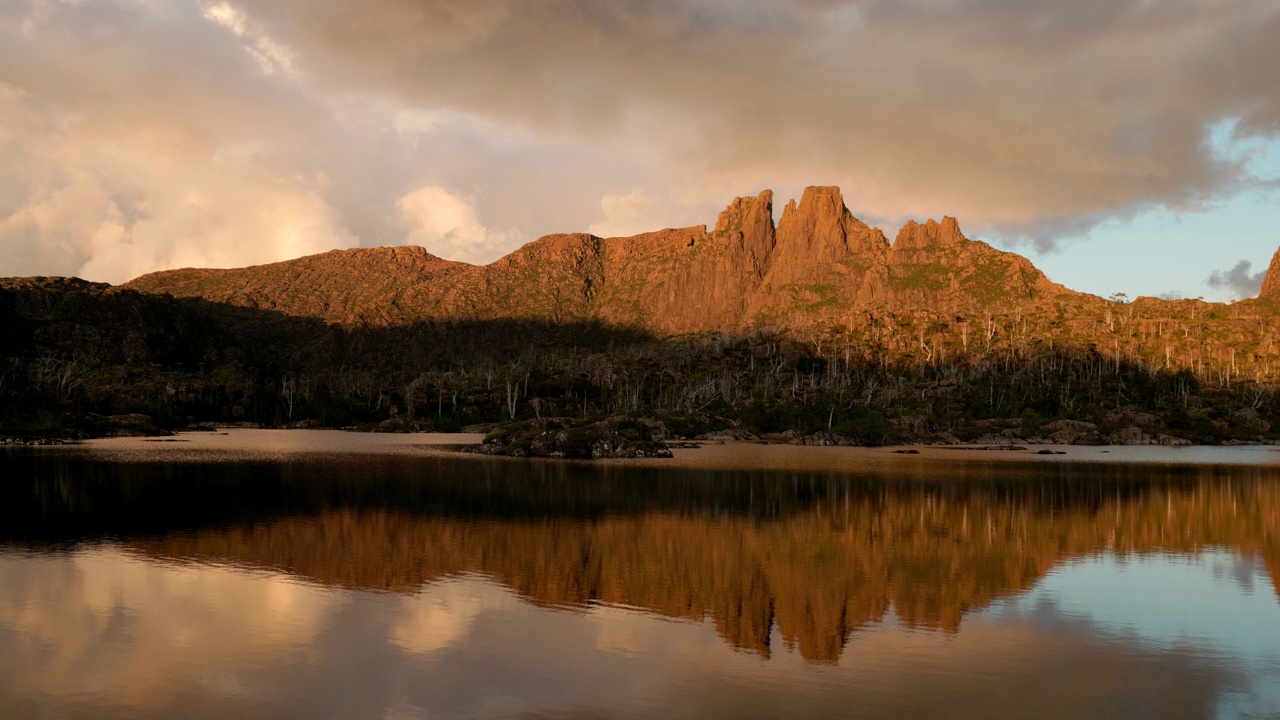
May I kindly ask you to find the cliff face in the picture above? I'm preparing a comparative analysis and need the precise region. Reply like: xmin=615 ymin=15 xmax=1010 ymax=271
xmin=121 ymin=187 xmax=1103 ymax=331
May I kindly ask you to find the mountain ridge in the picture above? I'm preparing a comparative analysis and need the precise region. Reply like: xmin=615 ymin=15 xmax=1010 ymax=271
xmin=11 ymin=185 xmax=1280 ymax=446
xmin=122 ymin=186 xmax=1114 ymax=331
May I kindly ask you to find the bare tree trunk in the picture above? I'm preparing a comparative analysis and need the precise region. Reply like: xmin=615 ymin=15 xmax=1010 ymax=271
xmin=505 ymin=380 xmax=520 ymax=419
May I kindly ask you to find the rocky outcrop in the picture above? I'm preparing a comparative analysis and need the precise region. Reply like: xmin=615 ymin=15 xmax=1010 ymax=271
xmin=1039 ymin=420 xmax=1105 ymax=445
xmin=892 ymin=217 xmax=966 ymax=251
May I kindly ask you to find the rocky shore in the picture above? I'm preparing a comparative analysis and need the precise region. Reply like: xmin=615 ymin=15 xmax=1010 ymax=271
xmin=1 ymin=413 xmax=174 ymax=446
xmin=9 ymin=411 xmax=1279 ymax=457
xmin=460 ymin=409 xmax=1280 ymax=458
xmin=677 ymin=415 xmax=1206 ymax=448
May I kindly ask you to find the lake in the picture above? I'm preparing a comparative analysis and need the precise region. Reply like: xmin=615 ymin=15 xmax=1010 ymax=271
xmin=1 ymin=431 xmax=1278 ymax=719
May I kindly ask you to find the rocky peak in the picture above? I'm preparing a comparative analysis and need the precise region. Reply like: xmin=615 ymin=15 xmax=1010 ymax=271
xmin=1259 ymin=246 xmax=1280 ymax=299
xmin=892 ymin=217 xmax=967 ymax=250
xmin=713 ymin=190 xmax=776 ymax=276
xmin=778 ymin=186 xmax=845 ymax=228
xmin=742 ymin=186 xmax=890 ymax=317
xmin=774 ymin=186 xmax=888 ymax=263
xmin=714 ymin=190 xmax=773 ymax=234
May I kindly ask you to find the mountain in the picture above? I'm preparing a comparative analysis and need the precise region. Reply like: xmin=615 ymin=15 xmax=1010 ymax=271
xmin=124 ymin=186 xmax=1091 ymax=332
xmin=9 ymin=185 xmax=1280 ymax=444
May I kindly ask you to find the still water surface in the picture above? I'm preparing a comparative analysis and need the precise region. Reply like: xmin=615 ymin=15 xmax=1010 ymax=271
xmin=1 ymin=431 xmax=1278 ymax=719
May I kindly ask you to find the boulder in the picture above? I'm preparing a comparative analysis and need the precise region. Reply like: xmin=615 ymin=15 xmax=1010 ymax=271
xmin=696 ymin=429 xmax=760 ymax=441
xmin=1232 ymin=408 xmax=1271 ymax=433
xmin=1108 ymin=426 xmax=1154 ymax=445
xmin=1042 ymin=420 xmax=1101 ymax=445
xmin=90 ymin=413 xmax=171 ymax=438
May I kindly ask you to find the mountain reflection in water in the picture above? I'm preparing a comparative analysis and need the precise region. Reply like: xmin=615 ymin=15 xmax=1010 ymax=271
xmin=1 ymin=439 xmax=1278 ymax=719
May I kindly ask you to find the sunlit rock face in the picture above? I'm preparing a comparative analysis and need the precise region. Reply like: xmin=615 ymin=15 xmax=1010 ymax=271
xmin=1258 ymin=246 xmax=1280 ymax=301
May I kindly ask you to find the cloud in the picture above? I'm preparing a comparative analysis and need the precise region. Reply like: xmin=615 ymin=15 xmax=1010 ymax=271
xmin=0 ymin=82 xmax=358 ymax=281
xmin=587 ymin=189 xmax=668 ymax=238
xmin=228 ymin=0 xmax=1280 ymax=244
xmin=201 ymin=1 xmax=296 ymax=77
xmin=2 ymin=0 xmax=1280 ymax=281
xmin=1205 ymin=259 xmax=1267 ymax=299
xmin=396 ymin=185 xmax=519 ymax=264
xmin=0 ymin=2 xmax=365 ymax=282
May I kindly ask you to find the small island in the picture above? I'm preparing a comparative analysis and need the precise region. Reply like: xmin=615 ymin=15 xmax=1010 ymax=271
xmin=467 ymin=417 xmax=673 ymax=459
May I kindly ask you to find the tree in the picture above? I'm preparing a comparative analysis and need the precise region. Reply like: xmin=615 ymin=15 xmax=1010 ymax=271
xmin=281 ymin=376 xmax=297 ymax=420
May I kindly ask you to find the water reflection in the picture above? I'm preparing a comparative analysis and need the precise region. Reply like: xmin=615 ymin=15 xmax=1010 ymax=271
xmin=0 ymin=441 xmax=1278 ymax=718
xmin=0 ymin=547 xmax=342 ymax=714
xmin=0 ymin=547 xmax=1273 ymax=720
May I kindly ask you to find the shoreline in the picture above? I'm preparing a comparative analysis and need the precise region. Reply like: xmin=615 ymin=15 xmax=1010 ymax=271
xmin=11 ymin=427 xmax=1280 ymax=469
xmin=9 ymin=408 xmax=1280 ymax=453
xmin=8 ymin=424 xmax=1280 ymax=452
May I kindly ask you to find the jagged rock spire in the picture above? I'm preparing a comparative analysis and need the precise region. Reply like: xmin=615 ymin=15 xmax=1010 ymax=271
xmin=714 ymin=189 xmax=776 ymax=277
xmin=775 ymin=186 xmax=888 ymax=264
xmin=1259 ymin=246 xmax=1280 ymax=299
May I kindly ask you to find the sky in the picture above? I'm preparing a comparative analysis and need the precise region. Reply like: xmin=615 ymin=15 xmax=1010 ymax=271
xmin=2 ymin=0 xmax=1279 ymax=301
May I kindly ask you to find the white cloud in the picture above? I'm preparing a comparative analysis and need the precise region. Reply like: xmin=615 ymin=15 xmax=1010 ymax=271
xmin=0 ymin=2 xmax=366 ymax=283
xmin=202 ymin=2 xmax=248 ymax=35
xmin=396 ymin=185 xmax=519 ymax=264
xmin=201 ymin=1 xmax=297 ymax=77
xmin=0 ymin=82 xmax=357 ymax=282
xmin=588 ymin=189 xmax=663 ymax=238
